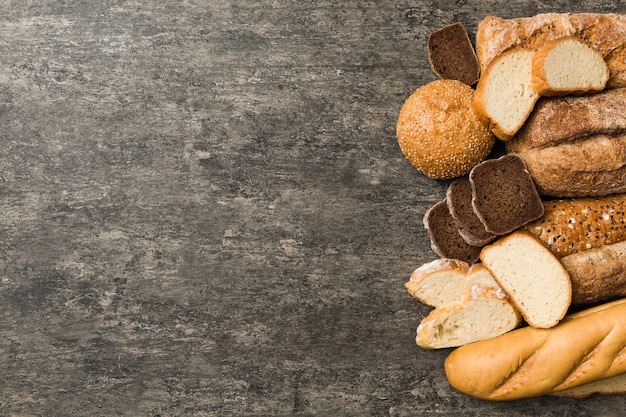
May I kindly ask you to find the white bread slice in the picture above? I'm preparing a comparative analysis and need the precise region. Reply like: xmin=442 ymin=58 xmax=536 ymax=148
xmin=471 ymin=48 xmax=539 ymax=140
xmin=416 ymin=284 xmax=522 ymax=349
xmin=405 ymin=258 xmax=470 ymax=307
xmin=480 ymin=231 xmax=572 ymax=328
xmin=532 ymin=37 xmax=609 ymax=96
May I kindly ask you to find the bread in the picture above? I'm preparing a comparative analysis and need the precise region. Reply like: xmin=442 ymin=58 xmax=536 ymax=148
xmin=405 ymin=258 xmax=471 ymax=307
xmin=427 ymin=22 xmax=480 ymax=85
xmin=423 ymin=200 xmax=481 ymax=264
xmin=523 ymin=194 xmax=626 ymax=258
xmin=479 ymin=231 xmax=571 ymax=328
xmin=505 ymin=88 xmax=626 ymax=197
xmin=446 ymin=176 xmax=497 ymax=246
xmin=509 ymin=133 xmax=626 ymax=197
xmin=552 ymin=372 xmax=626 ymax=398
xmin=468 ymin=154 xmax=544 ymax=235
xmin=444 ymin=298 xmax=626 ymax=400
xmin=561 ymin=240 xmax=626 ymax=306
xmin=476 ymin=13 xmax=626 ymax=88
xmin=416 ymin=284 xmax=521 ymax=349
xmin=471 ymin=48 xmax=539 ymax=140
xmin=532 ymin=37 xmax=609 ymax=96
xmin=396 ymin=80 xmax=495 ymax=179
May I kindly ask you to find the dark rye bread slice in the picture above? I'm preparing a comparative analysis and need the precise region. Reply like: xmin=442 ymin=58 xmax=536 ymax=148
xmin=428 ymin=22 xmax=480 ymax=86
xmin=423 ymin=199 xmax=481 ymax=264
xmin=447 ymin=176 xmax=497 ymax=246
xmin=469 ymin=154 xmax=544 ymax=235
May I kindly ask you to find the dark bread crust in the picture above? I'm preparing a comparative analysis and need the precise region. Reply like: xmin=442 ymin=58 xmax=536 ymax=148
xmin=446 ymin=177 xmax=497 ymax=246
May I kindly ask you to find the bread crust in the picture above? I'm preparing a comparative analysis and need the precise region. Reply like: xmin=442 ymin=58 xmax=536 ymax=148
xmin=444 ymin=298 xmax=626 ymax=400
xmin=476 ymin=13 xmax=626 ymax=88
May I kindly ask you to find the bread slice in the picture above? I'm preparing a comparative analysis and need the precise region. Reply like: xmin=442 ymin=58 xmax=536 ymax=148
xmin=480 ymin=231 xmax=572 ymax=328
xmin=423 ymin=199 xmax=481 ymax=264
xmin=471 ymin=48 xmax=539 ymax=140
xmin=532 ymin=37 xmax=609 ymax=96
xmin=416 ymin=284 xmax=522 ymax=349
xmin=446 ymin=176 xmax=497 ymax=246
xmin=405 ymin=259 xmax=501 ymax=307
xmin=427 ymin=22 xmax=480 ymax=85
xmin=469 ymin=154 xmax=544 ymax=235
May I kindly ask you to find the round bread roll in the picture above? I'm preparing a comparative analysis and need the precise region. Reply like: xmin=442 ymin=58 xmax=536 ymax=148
xmin=396 ymin=80 xmax=495 ymax=179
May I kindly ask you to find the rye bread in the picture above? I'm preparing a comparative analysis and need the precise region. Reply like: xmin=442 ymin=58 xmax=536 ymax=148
xmin=469 ymin=154 xmax=544 ymax=235
xmin=423 ymin=199 xmax=481 ymax=264
xmin=427 ymin=22 xmax=480 ymax=86
xmin=446 ymin=176 xmax=497 ymax=246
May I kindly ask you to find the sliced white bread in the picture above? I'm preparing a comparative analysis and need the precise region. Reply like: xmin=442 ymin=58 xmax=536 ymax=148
xmin=405 ymin=258 xmax=470 ymax=307
xmin=471 ymin=48 xmax=539 ymax=140
xmin=480 ymin=231 xmax=572 ymax=328
xmin=416 ymin=284 xmax=522 ymax=349
xmin=532 ymin=37 xmax=609 ymax=96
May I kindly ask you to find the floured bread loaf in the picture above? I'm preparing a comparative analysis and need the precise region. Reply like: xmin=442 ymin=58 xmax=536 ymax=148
xmin=506 ymin=88 xmax=626 ymax=197
xmin=476 ymin=13 xmax=626 ymax=88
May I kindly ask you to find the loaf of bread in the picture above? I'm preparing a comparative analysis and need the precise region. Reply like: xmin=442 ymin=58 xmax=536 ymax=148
xmin=506 ymin=88 xmax=626 ymax=197
xmin=523 ymin=194 xmax=626 ymax=258
xmin=444 ymin=298 xmax=626 ymax=400
xmin=561 ymin=240 xmax=626 ymax=306
xmin=476 ymin=13 xmax=626 ymax=88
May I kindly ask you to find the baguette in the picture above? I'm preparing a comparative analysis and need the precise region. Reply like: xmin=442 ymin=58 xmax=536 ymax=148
xmin=444 ymin=298 xmax=626 ymax=400
xmin=476 ymin=13 xmax=626 ymax=88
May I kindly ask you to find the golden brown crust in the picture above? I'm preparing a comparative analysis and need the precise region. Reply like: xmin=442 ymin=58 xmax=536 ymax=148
xmin=396 ymin=80 xmax=495 ymax=179
xmin=444 ymin=298 xmax=626 ymax=400
xmin=523 ymin=194 xmax=626 ymax=258
xmin=476 ymin=13 xmax=626 ymax=88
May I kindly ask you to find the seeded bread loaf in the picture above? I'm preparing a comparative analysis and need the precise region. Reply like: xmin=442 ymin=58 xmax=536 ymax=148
xmin=476 ymin=13 xmax=626 ymax=88
xmin=523 ymin=194 xmax=626 ymax=258
xmin=427 ymin=22 xmax=480 ymax=85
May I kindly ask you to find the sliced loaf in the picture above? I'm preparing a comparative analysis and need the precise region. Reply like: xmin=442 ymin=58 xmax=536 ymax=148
xmin=427 ymin=22 xmax=480 ymax=85
xmin=405 ymin=258 xmax=470 ymax=307
xmin=469 ymin=154 xmax=544 ymax=235
xmin=446 ymin=176 xmax=497 ymax=246
xmin=423 ymin=199 xmax=481 ymax=264
xmin=480 ymin=231 xmax=572 ymax=328
xmin=416 ymin=284 xmax=522 ymax=349
xmin=532 ymin=37 xmax=609 ymax=96
xmin=471 ymin=48 xmax=539 ymax=140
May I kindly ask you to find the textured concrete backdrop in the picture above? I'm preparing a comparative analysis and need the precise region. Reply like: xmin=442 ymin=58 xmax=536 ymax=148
xmin=1 ymin=1 xmax=625 ymax=416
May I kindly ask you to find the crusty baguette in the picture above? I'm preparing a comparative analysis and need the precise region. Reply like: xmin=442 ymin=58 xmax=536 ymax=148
xmin=561 ymin=240 xmax=626 ymax=306
xmin=476 ymin=13 xmax=626 ymax=88
xmin=444 ymin=298 xmax=626 ymax=401
xmin=552 ymin=372 xmax=626 ymax=398
xmin=523 ymin=194 xmax=626 ymax=258
xmin=531 ymin=37 xmax=609 ymax=96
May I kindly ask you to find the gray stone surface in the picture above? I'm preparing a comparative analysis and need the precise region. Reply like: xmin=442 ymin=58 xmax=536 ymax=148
xmin=1 ymin=1 xmax=625 ymax=415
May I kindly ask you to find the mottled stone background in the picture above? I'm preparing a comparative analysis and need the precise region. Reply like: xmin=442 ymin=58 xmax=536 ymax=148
xmin=1 ymin=1 xmax=625 ymax=416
